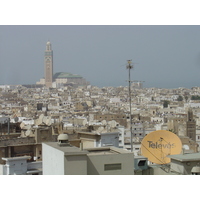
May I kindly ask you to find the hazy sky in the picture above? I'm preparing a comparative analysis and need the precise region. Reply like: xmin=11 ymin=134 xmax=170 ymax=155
xmin=1 ymin=25 xmax=200 ymax=88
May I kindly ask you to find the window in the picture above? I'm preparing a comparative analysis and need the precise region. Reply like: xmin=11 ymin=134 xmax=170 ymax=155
xmin=104 ymin=163 xmax=121 ymax=171
xmin=138 ymin=160 xmax=146 ymax=166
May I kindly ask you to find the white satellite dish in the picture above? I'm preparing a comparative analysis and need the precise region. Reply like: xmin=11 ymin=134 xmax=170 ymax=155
xmin=102 ymin=120 xmax=107 ymax=125
xmin=37 ymin=114 xmax=44 ymax=125
xmin=82 ymin=119 xmax=87 ymax=126
xmin=26 ymin=124 xmax=32 ymax=130
xmin=42 ymin=116 xmax=48 ymax=124
xmin=39 ymin=114 xmax=44 ymax=120
xmin=109 ymin=120 xmax=117 ymax=128
xmin=133 ymin=137 xmax=140 ymax=142
xmin=20 ymin=122 xmax=25 ymax=129
xmin=46 ymin=117 xmax=52 ymax=126
xmin=183 ymin=145 xmax=190 ymax=150
xmin=97 ymin=127 xmax=105 ymax=133
xmin=34 ymin=119 xmax=39 ymax=126
xmin=25 ymin=129 xmax=32 ymax=136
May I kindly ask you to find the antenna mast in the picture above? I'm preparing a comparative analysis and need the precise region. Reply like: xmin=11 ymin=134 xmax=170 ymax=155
xmin=126 ymin=60 xmax=133 ymax=152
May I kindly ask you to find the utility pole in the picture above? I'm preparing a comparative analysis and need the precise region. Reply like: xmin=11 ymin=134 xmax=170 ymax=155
xmin=126 ymin=60 xmax=133 ymax=152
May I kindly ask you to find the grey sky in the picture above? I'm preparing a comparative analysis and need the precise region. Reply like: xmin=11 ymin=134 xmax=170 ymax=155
xmin=1 ymin=25 xmax=200 ymax=88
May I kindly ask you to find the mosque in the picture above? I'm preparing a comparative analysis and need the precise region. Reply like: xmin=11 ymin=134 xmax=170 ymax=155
xmin=36 ymin=41 xmax=90 ymax=88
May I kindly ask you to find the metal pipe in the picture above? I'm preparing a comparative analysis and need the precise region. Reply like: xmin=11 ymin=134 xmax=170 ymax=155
xmin=8 ymin=118 xmax=10 ymax=135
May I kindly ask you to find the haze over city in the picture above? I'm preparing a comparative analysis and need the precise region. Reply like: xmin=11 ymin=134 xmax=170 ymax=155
xmin=1 ymin=25 xmax=200 ymax=89
xmin=1 ymin=1 xmax=200 ymax=197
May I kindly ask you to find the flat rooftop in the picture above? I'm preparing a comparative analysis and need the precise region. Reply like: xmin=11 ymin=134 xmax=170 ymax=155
xmin=43 ymin=143 xmax=132 ymax=156
xmin=168 ymin=152 xmax=200 ymax=162
xmin=86 ymin=146 xmax=132 ymax=156
xmin=43 ymin=142 xmax=88 ymax=156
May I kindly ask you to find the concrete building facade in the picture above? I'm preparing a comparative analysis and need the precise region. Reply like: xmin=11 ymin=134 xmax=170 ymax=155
xmin=42 ymin=136 xmax=134 ymax=175
xmin=42 ymin=142 xmax=88 ymax=175
xmin=168 ymin=152 xmax=200 ymax=175
xmin=0 ymin=156 xmax=42 ymax=175
xmin=87 ymin=147 xmax=134 ymax=175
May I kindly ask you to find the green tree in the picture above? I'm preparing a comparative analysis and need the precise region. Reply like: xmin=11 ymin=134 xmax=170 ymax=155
xmin=184 ymin=95 xmax=189 ymax=102
xmin=191 ymin=95 xmax=200 ymax=100
xmin=177 ymin=95 xmax=183 ymax=101
xmin=163 ymin=100 xmax=170 ymax=108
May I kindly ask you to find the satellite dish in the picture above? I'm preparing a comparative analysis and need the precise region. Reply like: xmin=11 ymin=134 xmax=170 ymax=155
xmin=20 ymin=122 xmax=25 ymax=129
xmin=37 ymin=114 xmax=44 ymax=125
xmin=97 ymin=127 xmax=105 ymax=133
xmin=109 ymin=120 xmax=117 ymax=128
xmin=26 ymin=125 xmax=32 ymax=130
xmin=34 ymin=119 xmax=40 ymax=126
xmin=141 ymin=130 xmax=182 ymax=165
xmin=102 ymin=120 xmax=107 ymax=125
xmin=25 ymin=129 xmax=32 ymax=136
xmin=46 ymin=117 xmax=52 ymax=126
xmin=14 ymin=117 xmax=19 ymax=123
xmin=39 ymin=114 xmax=44 ymax=120
xmin=82 ymin=119 xmax=87 ymax=126
xmin=133 ymin=137 xmax=140 ymax=142
xmin=183 ymin=145 xmax=190 ymax=150
xmin=43 ymin=116 xmax=48 ymax=124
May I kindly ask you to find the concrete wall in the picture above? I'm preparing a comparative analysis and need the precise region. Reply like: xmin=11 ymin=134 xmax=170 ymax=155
xmin=0 ymin=164 xmax=5 ymax=175
xmin=150 ymin=166 xmax=173 ymax=175
xmin=3 ymin=159 xmax=28 ymax=175
xmin=42 ymin=143 xmax=64 ymax=175
xmin=96 ymin=132 xmax=119 ymax=148
xmin=134 ymin=168 xmax=153 ymax=175
xmin=27 ymin=161 xmax=42 ymax=170
xmin=82 ymin=139 xmax=95 ymax=148
xmin=170 ymin=159 xmax=200 ymax=175
xmin=64 ymin=155 xmax=87 ymax=175
xmin=87 ymin=153 xmax=134 ymax=175
xmin=135 ymin=166 xmax=175 ymax=175
xmin=35 ymin=127 xmax=57 ymax=144
xmin=0 ymin=147 xmax=6 ymax=163
xmin=0 ymin=136 xmax=35 ymax=147
xmin=118 ymin=127 xmax=125 ymax=148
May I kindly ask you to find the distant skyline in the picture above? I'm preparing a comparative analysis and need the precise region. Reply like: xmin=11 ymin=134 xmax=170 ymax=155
xmin=1 ymin=25 xmax=200 ymax=88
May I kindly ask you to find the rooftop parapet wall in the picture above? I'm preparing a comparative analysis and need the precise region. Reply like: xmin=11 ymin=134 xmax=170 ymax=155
xmin=0 ymin=137 xmax=35 ymax=147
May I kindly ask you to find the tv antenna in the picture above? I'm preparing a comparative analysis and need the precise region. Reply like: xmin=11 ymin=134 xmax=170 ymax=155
xmin=126 ymin=59 xmax=134 ymax=152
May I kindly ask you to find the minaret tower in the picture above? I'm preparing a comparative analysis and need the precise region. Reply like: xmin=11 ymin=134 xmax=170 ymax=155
xmin=44 ymin=41 xmax=53 ymax=87
xmin=186 ymin=107 xmax=196 ymax=142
